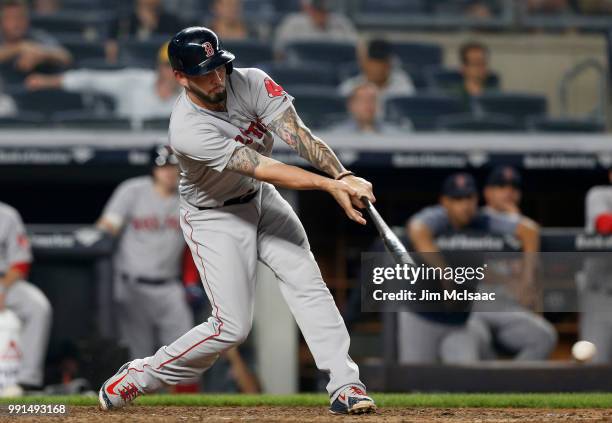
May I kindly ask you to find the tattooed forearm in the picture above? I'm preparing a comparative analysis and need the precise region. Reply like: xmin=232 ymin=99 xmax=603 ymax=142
xmin=226 ymin=146 xmax=262 ymax=176
xmin=268 ymin=105 xmax=344 ymax=178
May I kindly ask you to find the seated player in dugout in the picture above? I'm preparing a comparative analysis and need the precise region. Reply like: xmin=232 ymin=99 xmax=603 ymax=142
xmin=98 ymin=27 xmax=377 ymax=416
xmin=580 ymin=166 xmax=612 ymax=363
xmin=400 ymin=172 xmax=556 ymax=364
xmin=0 ymin=201 xmax=52 ymax=393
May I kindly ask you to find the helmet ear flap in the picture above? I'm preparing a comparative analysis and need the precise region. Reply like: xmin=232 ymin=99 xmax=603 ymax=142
xmin=226 ymin=62 xmax=233 ymax=75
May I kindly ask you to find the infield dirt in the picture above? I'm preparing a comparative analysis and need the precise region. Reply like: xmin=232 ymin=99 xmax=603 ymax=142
xmin=11 ymin=406 xmax=612 ymax=422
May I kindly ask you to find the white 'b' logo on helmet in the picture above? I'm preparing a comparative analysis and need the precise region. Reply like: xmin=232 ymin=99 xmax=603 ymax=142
xmin=202 ymin=42 xmax=215 ymax=58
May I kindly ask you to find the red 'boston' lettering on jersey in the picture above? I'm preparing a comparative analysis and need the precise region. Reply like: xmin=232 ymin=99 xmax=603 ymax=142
xmin=234 ymin=119 xmax=268 ymax=146
xmin=131 ymin=216 xmax=179 ymax=231
xmin=264 ymin=77 xmax=284 ymax=98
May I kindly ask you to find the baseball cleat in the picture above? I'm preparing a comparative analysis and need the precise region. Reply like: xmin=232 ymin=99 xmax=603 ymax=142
xmin=98 ymin=362 xmax=142 ymax=411
xmin=329 ymin=386 xmax=377 ymax=415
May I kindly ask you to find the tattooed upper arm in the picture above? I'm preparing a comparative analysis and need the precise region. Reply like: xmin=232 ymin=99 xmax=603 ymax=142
xmin=268 ymin=105 xmax=344 ymax=178
xmin=226 ymin=145 xmax=277 ymax=177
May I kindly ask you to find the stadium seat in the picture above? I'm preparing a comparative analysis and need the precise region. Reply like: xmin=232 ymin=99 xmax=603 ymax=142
xmin=143 ymin=118 xmax=170 ymax=130
xmin=63 ymin=40 xmax=107 ymax=65
xmin=285 ymin=41 xmax=357 ymax=68
xmin=257 ymin=63 xmax=338 ymax=89
xmin=358 ymin=0 xmax=426 ymax=14
xmin=528 ymin=117 xmax=606 ymax=133
xmin=31 ymin=12 xmax=112 ymax=40
xmin=51 ymin=112 xmax=131 ymax=130
xmin=384 ymin=95 xmax=466 ymax=130
xmin=290 ymin=88 xmax=347 ymax=129
xmin=437 ymin=113 xmax=522 ymax=132
xmin=120 ymin=37 xmax=173 ymax=68
xmin=12 ymin=89 xmax=86 ymax=117
xmin=474 ymin=93 xmax=547 ymax=124
xmin=0 ymin=112 xmax=46 ymax=128
xmin=223 ymin=40 xmax=273 ymax=68
xmin=427 ymin=67 xmax=500 ymax=92
xmin=390 ymin=41 xmax=443 ymax=71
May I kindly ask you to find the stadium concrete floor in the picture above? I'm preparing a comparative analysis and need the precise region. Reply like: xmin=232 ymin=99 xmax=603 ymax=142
xmin=12 ymin=406 xmax=612 ymax=422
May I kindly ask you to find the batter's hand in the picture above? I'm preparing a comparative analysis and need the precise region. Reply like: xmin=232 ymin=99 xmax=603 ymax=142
xmin=341 ymin=175 xmax=375 ymax=209
xmin=324 ymin=179 xmax=366 ymax=225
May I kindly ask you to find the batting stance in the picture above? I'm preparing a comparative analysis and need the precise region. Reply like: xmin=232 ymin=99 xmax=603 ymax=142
xmin=0 ymin=202 xmax=52 ymax=390
xmin=96 ymin=146 xmax=193 ymax=359
xmin=98 ymin=27 xmax=376 ymax=415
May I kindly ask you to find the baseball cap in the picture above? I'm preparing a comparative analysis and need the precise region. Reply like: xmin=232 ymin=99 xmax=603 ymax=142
xmin=441 ymin=172 xmax=477 ymax=198
xmin=486 ymin=166 xmax=521 ymax=188
xmin=367 ymin=39 xmax=393 ymax=60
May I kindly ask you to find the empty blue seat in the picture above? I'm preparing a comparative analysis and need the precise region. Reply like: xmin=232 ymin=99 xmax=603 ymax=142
xmin=258 ymin=62 xmax=338 ymax=89
xmin=63 ymin=40 xmax=106 ymax=65
xmin=143 ymin=117 xmax=170 ymax=130
xmin=437 ymin=113 xmax=522 ymax=132
xmin=120 ymin=37 xmax=172 ymax=68
xmin=474 ymin=93 xmax=547 ymax=123
xmin=359 ymin=0 xmax=426 ymax=14
xmin=285 ymin=41 xmax=357 ymax=67
xmin=0 ymin=112 xmax=46 ymax=128
xmin=12 ymin=89 xmax=85 ymax=116
xmin=391 ymin=41 xmax=442 ymax=71
xmin=223 ymin=40 xmax=273 ymax=68
xmin=385 ymin=95 xmax=466 ymax=130
xmin=290 ymin=88 xmax=347 ymax=129
xmin=528 ymin=117 xmax=605 ymax=133
xmin=51 ymin=111 xmax=131 ymax=129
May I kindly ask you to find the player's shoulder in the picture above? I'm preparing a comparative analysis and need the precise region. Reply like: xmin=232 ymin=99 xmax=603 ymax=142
xmin=0 ymin=201 xmax=23 ymax=223
xmin=586 ymin=185 xmax=612 ymax=202
xmin=115 ymin=176 xmax=154 ymax=194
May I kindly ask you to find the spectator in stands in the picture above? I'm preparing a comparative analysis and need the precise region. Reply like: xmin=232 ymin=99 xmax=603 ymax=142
xmin=581 ymin=168 xmax=612 ymax=363
xmin=464 ymin=0 xmax=495 ymax=18
xmin=451 ymin=41 xmax=496 ymax=107
xmin=330 ymin=82 xmax=405 ymax=134
xmin=275 ymin=0 xmax=357 ymax=55
xmin=400 ymin=172 xmax=556 ymax=363
xmin=105 ymin=0 xmax=183 ymax=63
xmin=205 ymin=0 xmax=256 ymax=40
xmin=338 ymin=38 xmax=415 ymax=101
xmin=25 ymin=42 xmax=179 ymax=127
xmin=0 ymin=0 xmax=72 ymax=84
xmin=32 ymin=0 xmax=61 ymax=15
xmin=577 ymin=0 xmax=612 ymax=14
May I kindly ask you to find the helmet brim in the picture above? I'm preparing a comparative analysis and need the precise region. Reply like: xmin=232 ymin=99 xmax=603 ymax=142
xmin=183 ymin=50 xmax=235 ymax=76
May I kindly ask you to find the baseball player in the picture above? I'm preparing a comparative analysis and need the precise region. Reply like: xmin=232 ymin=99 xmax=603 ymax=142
xmin=96 ymin=145 xmax=194 ymax=360
xmin=580 ymin=168 xmax=612 ymax=363
xmin=401 ymin=172 xmax=556 ymax=363
xmin=98 ymin=27 xmax=376 ymax=415
xmin=0 ymin=201 xmax=52 ymax=390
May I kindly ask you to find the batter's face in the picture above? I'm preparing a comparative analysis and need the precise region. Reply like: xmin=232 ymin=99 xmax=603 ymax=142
xmin=153 ymin=165 xmax=179 ymax=192
xmin=441 ymin=195 xmax=478 ymax=228
xmin=484 ymin=185 xmax=520 ymax=212
xmin=175 ymin=65 xmax=227 ymax=106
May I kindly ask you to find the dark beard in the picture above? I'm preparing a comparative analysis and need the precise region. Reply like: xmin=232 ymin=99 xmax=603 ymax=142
xmin=189 ymin=84 xmax=227 ymax=105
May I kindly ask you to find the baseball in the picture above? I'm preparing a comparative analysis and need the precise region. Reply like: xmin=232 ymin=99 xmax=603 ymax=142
xmin=572 ymin=341 xmax=597 ymax=362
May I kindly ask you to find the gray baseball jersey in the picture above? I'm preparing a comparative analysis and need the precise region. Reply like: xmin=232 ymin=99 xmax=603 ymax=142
xmin=169 ymin=67 xmax=294 ymax=208
xmin=123 ymin=68 xmax=366 ymax=400
xmin=0 ymin=202 xmax=32 ymax=275
xmin=101 ymin=176 xmax=184 ymax=279
xmin=0 ymin=202 xmax=52 ymax=387
xmin=411 ymin=205 xmax=519 ymax=236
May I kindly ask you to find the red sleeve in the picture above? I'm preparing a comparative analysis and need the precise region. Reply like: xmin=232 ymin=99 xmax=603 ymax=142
xmin=10 ymin=262 xmax=31 ymax=278
xmin=596 ymin=213 xmax=612 ymax=235
xmin=182 ymin=247 xmax=200 ymax=287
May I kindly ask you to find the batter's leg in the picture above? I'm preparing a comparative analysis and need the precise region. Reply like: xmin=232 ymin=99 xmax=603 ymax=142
xmin=126 ymin=203 xmax=259 ymax=393
xmin=256 ymin=183 xmax=362 ymax=399
xmin=5 ymin=280 xmax=52 ymax=387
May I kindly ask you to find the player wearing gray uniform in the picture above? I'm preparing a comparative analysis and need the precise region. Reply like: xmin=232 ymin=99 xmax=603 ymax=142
xmin=98 ymin=27 xmax=376 ymax=415
xmin=580 ymin=170 xmax=612 ymax=363
xmin=401 ymin=172 xmax=556 ymax=363
xmin=0 ymin=202 xmax=52 ymax=389
xmin=96 ymin=146 xmax=193 ymax=359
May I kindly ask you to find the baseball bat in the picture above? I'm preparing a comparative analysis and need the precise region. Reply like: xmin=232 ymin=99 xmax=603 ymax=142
xmin=362 ymin=197 xmax=415 ymax=266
